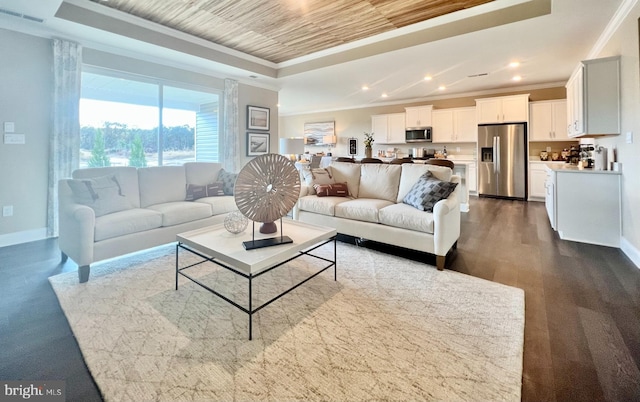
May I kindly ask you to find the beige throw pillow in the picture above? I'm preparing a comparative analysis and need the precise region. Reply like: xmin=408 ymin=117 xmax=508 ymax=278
xmin=301 ymin=167 xmax=334 ymax=195
xmin=68 ymin=174 xmax=131 ymax=217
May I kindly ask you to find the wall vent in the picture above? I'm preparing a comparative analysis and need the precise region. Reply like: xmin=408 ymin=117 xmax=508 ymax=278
xmin=0 ymin=8 xmax=45 ymax=23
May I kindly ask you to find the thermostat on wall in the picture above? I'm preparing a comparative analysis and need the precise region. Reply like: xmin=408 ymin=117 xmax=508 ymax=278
xmin=4 ymin=122 xmax=15 ymax=133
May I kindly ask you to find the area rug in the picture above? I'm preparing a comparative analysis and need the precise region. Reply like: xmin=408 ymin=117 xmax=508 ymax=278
xmin=49 ymin=242 xmax=524 ymax=401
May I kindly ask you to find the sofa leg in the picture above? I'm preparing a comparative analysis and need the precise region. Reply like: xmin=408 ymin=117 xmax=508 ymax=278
xmin=436 ymin=255 xmax=445 ymax=271
xmin=61 ymin=252 xmax=68 ymax=263
xmin=78 ymin=265 xmax=90 ymax=283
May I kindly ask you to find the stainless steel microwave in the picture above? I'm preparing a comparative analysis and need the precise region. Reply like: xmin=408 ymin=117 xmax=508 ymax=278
xmin=405 ymin=127 xmax=432 ymax=143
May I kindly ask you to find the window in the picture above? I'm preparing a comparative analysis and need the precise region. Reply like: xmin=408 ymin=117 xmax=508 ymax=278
xmin=79 ymin=69 xmax=221 ymax=168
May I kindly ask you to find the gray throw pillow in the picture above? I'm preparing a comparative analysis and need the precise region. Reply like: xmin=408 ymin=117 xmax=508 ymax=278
xmin=403 ymin=171 xmax=458 ymax=212
xmin=185 ymin=184 xmax=207 ymax=201
xmin=217 ymin=169 xmax=238 ymax=195
xmin=67 ymin=174 xmax=130 ymax=217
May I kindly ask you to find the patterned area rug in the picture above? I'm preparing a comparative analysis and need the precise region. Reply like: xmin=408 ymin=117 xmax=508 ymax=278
xmin=50 ymin=242 xmax=524 ymax=401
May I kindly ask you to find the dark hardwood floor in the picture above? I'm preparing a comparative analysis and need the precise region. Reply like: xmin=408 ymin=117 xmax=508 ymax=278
xmin=1 ymin=197 xmax=639 ymax=401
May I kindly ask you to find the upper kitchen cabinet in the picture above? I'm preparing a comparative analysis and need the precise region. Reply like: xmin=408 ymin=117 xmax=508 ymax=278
xmin=566 ymin=56 xmax=620 ymax=137
xmin=475 ymin=94 xmax=529 ymax=124
xmin=372 ymin=113 xmax=406 ymax=144
xmin=432 ymin=107 xmax=476 ymax=143
xmin=405 ymin=105 xmax=433 ymax=128
xmin=530 ymin=100 xmax=569 ymax=141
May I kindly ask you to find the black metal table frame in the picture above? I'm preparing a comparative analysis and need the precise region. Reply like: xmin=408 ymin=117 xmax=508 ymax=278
xmin=175 ymin=236 xmax=337 ymax=340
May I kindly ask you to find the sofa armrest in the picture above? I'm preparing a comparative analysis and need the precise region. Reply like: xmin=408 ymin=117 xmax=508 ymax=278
xmin=292 ymin=185 xmax=312 ymax=220
xmin=58 ymin=179 xmax=96 ymax=267
xmin=431 ymin=175 xmax=461 ymax=256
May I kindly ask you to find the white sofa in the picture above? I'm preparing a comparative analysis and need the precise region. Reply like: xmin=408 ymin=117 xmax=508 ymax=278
xmin=58 ymin=162 xmax=237 ymax=282
xmin=293 ymin=162 xmax=461 ymax=270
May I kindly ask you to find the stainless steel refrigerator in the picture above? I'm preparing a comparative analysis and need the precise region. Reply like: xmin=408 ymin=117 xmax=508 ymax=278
xmin=477 ymin=123 xmax=527 ymax=199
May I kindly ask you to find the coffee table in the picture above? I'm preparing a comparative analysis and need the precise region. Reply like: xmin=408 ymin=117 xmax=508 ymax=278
xmin=175 ymin=219 xmax=337 ymax=340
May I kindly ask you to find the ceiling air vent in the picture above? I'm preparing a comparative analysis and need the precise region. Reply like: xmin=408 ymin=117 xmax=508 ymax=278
xmin=467 ymin=73 xmax=489 ymax=78
xmin=0 ymin=8 xmax=45 ymax=23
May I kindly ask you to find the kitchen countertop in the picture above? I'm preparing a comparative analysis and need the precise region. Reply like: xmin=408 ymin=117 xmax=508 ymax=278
xmin=547 ymin=164 xmax=621 ymax=175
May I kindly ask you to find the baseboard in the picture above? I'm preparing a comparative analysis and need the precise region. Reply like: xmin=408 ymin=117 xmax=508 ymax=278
xmin=0 ymin=228 xmax=48 ymax=248
xmin=620 ymin=236 xmax=640 ymax=269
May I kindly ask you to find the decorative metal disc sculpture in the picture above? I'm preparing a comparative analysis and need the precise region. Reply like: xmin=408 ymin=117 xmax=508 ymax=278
xmin=234 ymin=154 xmax=301 ymax=248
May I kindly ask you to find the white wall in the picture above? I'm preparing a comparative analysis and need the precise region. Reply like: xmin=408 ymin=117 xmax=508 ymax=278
xmin=0 ymin=29 xmax=278 ymax=247
xmin=593 ymin=2 xmax=640 ymax=265
xmin=0 ymin=29 xmax=51 ymax=243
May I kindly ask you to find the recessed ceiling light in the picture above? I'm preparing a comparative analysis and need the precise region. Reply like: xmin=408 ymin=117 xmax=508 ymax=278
xmin=362 ymin=85 xmax=369 ymax=91
xmin=509 ymin=61 xmax=520 ymax=68
xmin=512 ymin=75 xmax=522 ymax=81
xmin=276 ymin=103 xmax=281 ymax=107
xmin=438 ymin=85 xmax=446 ymax=91
xmin=424 ymin=76 xmax=433 ymax=81
xmin=381 ymin=93 xmax=388 ymax=98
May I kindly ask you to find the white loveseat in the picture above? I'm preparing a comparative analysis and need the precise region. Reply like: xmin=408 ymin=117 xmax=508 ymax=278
xmin=58 ymin=162 xmax=237 ymax=282
xmin=293 ymin=162 xmax=461 ymax=270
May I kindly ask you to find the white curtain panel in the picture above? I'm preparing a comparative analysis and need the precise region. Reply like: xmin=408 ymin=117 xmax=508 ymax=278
xmin=223 ymin=78 xmax=240 ymax=172
xmin=47 ymin=39 xmax=82 ymax=237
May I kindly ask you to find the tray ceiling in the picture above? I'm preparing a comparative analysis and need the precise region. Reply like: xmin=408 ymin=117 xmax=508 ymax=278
xmin=88 ymin=0 xmax=494 ymax=63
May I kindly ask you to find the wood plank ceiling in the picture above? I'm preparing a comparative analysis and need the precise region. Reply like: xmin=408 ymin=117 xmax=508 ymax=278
xmin=89 ymin=0 xmax=494 ymax=63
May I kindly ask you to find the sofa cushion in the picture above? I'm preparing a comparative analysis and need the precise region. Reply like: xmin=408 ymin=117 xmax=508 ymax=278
xmin=334 ymin=198 xmax=394 ymax=223
xmin=194 ymin=196 xmax=238 ymax=216
xmin=72 ymin=166 xmax=140 ymax=208
xmin=68 ymin=174 xmax=131 ymax=217
xmin=403 ymin=171 xmax=458 ymax=212
xmin=329 ymin=162 xmax=362 ymax=198
xmin=379 ymin=203 xmax=435 ymax=234
xmin=184 ymin=162 xmax=224 ymax=186
xmin=147 ymin=201 xmax=213 ymax=227
xmin=301 ymin=167 xmax=334 ymax=195
xmin=358 ymin=164 xmax=401 ymax=202
xmin=397 ymin=164 xmax=454 ymax=203
xmin=297 ymin=195 xmax=351 ymax=217
xmin=94 ymin=208 xmax=163 ymax=242
xmin=217 ymin=169 xmax=238 ymax=195
xmin=314 ymin=182 xmax=349 ymax=197
xmin=138 ymin=166 xmax=187 ymax=207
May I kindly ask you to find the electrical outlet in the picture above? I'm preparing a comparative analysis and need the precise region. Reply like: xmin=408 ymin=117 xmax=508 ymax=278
xmin=626 ymin=131 xmax=633 ymax=144
xmin=456 ymin=147 xmax=460 ymax=152
xmin=2 ymin=205 xmax=13 ymax=217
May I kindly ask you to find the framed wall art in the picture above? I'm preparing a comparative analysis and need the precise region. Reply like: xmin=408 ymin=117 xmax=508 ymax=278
xmin=304 ymin=121 xmax=335 ymax=145
xmin=349 ymin=138 xmax=357 ymax=155
xmin=247 ymin=132 xmax=270 ymax=156
xmin=247 ymin=105 xmax=270 ymax=131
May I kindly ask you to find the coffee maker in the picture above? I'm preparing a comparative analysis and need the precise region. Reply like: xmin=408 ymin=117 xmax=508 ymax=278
xmin=578 ymin=138 xmax=595 ymax=168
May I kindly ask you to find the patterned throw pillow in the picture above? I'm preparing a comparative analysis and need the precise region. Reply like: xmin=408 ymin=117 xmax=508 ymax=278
xmin=403 ymin=171 xmax=458 ymax=212
xmin=67 ymin=174 xmax=130 ymax=217
xmin=313 ymin=182 xmax=349 ymax=197
xmin=301 ymin=167 xmax=334 ymax=194
xmin=206 ymin=181 xmax=225 ymax=197
xmin=217 ymin=169 xmax=238 ymax=195
xmin=185 ymin=184 xmax=207 ymax=201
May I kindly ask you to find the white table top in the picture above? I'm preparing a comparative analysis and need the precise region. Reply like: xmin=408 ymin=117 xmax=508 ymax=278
xmin=177 ymin=219 xmax=336 ymax=275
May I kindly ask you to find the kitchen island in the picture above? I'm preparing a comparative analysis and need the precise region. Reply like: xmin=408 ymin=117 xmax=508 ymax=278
xmin=545 ymin=165 xmax=621 ymax=247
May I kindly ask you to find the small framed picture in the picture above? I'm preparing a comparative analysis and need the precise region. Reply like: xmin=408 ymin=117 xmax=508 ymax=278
xmin=349 ymin=138 xmax=357 ymax=155
xmin=247 ymin=105 xmax=270 ymax=131
xmin=247 ymin=132 xmax=270 ymax=156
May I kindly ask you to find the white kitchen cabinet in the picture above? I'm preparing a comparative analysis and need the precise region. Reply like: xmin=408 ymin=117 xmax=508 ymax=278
xmin=530 ymin=100 xmax=569 ymax=141
xmin=475 ymin=94 xmax=529 ymax=124
xmin=467 ymin=161 xmax=477 ymax=192
xmin=566 ymin=56 xmax=620 ymax=137
xmin=372 ymin=113 xmax=405 ymax=144
xmin=547 ymin=167 xmax=621 ymax=247
xmin=405 ymin=105 xmax=433 ymax=128
xmin=432 ymin=107 xmax=476 ymax=143
xmin=530 ymin=161 xmax=566 ymax=200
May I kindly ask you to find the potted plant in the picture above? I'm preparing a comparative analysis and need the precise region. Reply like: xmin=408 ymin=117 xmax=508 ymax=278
xmin=363 ymin=132 xmax=374 ymax=158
